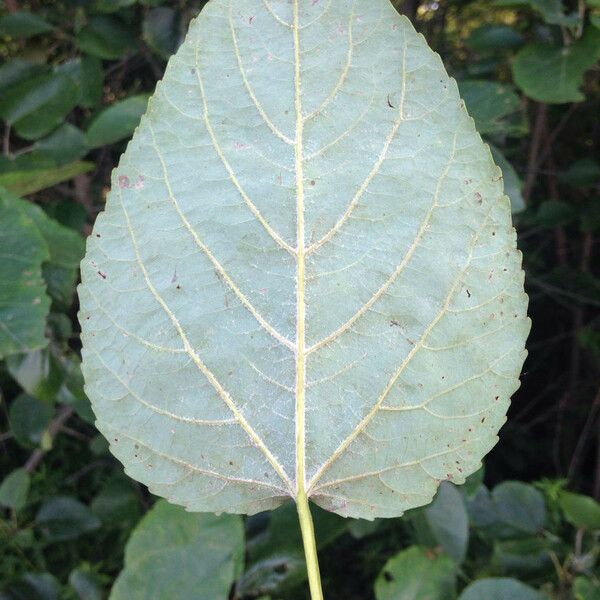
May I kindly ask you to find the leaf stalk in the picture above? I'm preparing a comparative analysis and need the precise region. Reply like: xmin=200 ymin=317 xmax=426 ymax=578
xmin=297 ymin=492 xmax=324 ymax=600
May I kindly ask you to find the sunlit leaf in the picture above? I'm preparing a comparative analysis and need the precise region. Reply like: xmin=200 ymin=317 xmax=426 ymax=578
xmin=79 ymin=0 xmax=529 ymax=519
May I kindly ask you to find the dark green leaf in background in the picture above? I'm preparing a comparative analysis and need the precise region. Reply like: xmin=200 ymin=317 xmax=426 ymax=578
xmin=68 ymin=568 xmax=104 ymax=600
xmin=374 ymin=546 xmax=456 ymax=600
xmin=459 ymin=80 xmax=522 ymax=135
xmin=143 ymin=7 xmax=181 ymax=60
xmin=85 ymin=95 xmax=149 ymax=147
xmin=77 ymin=16 xmax=137 ymax=60
xmin=0 ymin=12 xmax=53 ymax=38
xmin=2 ymin=573 xmax=60 ymax=600
xmin=0 ymin=162 xmax=93 ymax=197
xmin=458 ymin=577 xmax=547 ymax=599
xmin=36 ymin=496 xmax=101 ymax=542
xmin=559 ymin=491 xmax=600 ymax=529
xmin=31 ymin=124 xmax=89 ymax=166
xmin=56 ymin=57 xmax=104 ymax=109
xmin=110 ymin=500 xmax=244 ymax=600
xmin=466 ymin=25 xmax=525 ymax=53
xmin=0 ymin=195 xmax=50 ymax=358
xmin=513 ymin=28 xmax=600 ymax=103
xmin=8 ymin=393 xmax=53 ymax=447
xmin=424 ymin=482 xmax=470 ymax=563
xmin=0 ymin=468 xmax=31 ymax=510
xmin=0 ymin=73 xmax=79 ymax=140
xmin=0 ymin=59 xmax=48 ymax=96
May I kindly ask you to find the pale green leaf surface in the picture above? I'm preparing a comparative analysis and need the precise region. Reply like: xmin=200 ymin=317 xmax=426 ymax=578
xmin=79 ymin=0 xmax=529 ymax=519
xmin=110 ymin=500 xmax=243 ymax=600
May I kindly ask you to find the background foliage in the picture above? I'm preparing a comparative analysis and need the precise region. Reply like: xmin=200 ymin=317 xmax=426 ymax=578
xmin=0 ymin=0 xmax=599 ymax=598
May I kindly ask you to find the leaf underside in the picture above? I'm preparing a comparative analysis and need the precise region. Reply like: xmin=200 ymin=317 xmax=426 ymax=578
xmin=79 ymin=0 xmax=529 ymax=519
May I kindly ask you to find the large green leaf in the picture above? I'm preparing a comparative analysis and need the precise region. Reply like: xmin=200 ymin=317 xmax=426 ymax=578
xmin=79 ymin=0 xmax=529 ymax=519
xmin=513 ymin=29 xmax=600 ymax=104
xmin=0 ymin=195 xmax=50 ymax=358
xmin=110 ymin=500 xmax=243 ymax=599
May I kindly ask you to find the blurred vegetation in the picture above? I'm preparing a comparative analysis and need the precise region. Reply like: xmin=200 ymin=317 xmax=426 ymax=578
xmin=0 ymin=0 xmax=599 ymax=598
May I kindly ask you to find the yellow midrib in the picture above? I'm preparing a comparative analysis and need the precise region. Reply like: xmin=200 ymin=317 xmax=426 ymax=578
xmin=293 ymin=0 xmax=307 ymax=498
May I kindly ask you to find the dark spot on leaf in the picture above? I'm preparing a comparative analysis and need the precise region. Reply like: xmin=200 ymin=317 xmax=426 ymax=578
xmin=248 ymin=15 xmax=255 ymax=25
xmin=96 ymin=233 xmax=101 ymax=238
xmin=229 ymin=461 xmax=234 ymax=466
xmin=383 ymin=571 xmax=394 ymax=582
xmin=390 ymin=319 xmax=401 ymax=327
xmin=97 ymin=271 xmax=107 ymax=280
xmin=310 ymin=180 xmax=316 ymax=186
xmin=466 ymin=289 xmax=471 ymax=298
xmin=475 ymin=192 xmax=483 ymax=204
xmin=274 ymin=563 xmax=288 ymax=575
xmin=387 ymin=94 xmax=395 ymax=108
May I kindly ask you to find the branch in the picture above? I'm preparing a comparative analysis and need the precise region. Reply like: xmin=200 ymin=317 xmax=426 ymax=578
xmin=24 ymin=406 xmax=75 ymax=474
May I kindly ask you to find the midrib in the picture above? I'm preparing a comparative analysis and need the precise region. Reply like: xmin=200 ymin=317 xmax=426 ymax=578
xmin=293 ymin=0 xmax=307 ymax=497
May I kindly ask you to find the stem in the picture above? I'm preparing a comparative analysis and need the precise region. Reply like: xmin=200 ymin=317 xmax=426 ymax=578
xmin=297 ymin=492 xmax=324 ymax=600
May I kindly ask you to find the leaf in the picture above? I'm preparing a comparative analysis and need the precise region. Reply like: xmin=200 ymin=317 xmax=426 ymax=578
xmin=238 ymin=501 xmax=348 ymax=596
xmin=36 ymin=496 xmax=101 ymax=542
xmin=79 ymin=0 xmax=529 ymax=519
xmin=68 ymin=569 xmax=104 ymax=600
xmin=513 ymin=28 xmax=600 ymax=103
xmin=56 ymin=57 xmax=104 ymax=109
xmin=374 ymin=546 xmax=456 ymax=600
xmin=110 ymin=500 xmax=243 ymax=600
xmin=8 ymin=393 xmax=53 ymax=447
xmin=0 ymin=195 xmax=50 ymax=358
xmin=491 ymin=537 xmax=558 ymax=578
xmin=466 ymin=25 xmax=524 ymax=53
xmin=32 ymin=124 xmax=89 ymax=166
xmin=488 ymin=145 xmax=525 ymax=214
xmin=458 ymin=80 xmax=522 ymax=135
xmin=558 ymin=491 xmax=600 ymax=529
xmin=0 ymin=468 xmax=31 ymax=510
xmin=574 ymin=577 xmax=600 ymax=600
xmin=491 ymin=481 xmax=547 ymax=537
xmin=0 ymin=161 xmax=93 ymax=196
xmin=143 ymin=7 xmax=181 ymax=59
xmin=0 ymin=59 xmax=47 ymax=96
xmin=85 ymin=96 xmax=150 ymax=148
xmin=424 ymin=482 xmax=469 ymax=563
xmin=3 ymin=573 xmax=60 ymax=600
xmin=0 ymin=72 xmax=79 ymax=140
xmin=77 ymin=16 xmax=137 ymax=60
xmin=458 ymin=578 xmax=547 ymax=600
xmin=0 ymin=12 xmax=53 ymax=38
